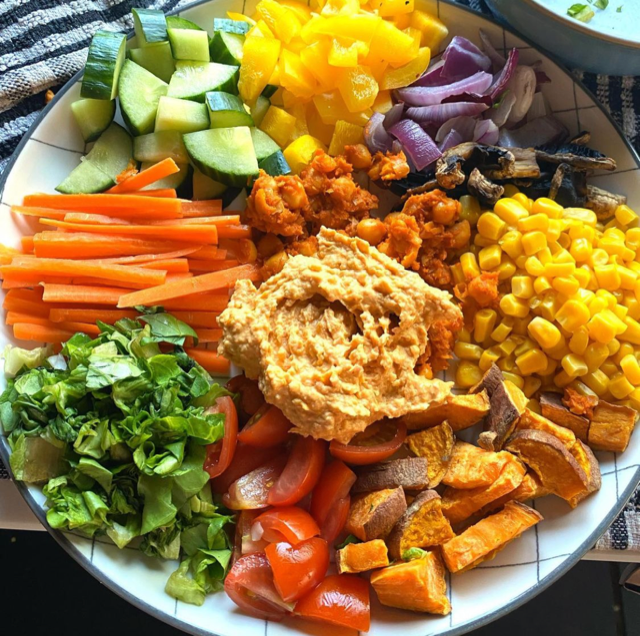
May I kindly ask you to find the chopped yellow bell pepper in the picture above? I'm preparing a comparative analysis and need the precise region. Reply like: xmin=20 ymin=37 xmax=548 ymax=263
xmin=269 ymin=86 xmax=285 ymax=106
xmin=321 ymin=0 xmax=360 ymax=15
xmin=410 ymin=10 xmax=448 ymax=51
xmin=283 ymin=135 xmax=327 ymax=174
xmin=372 ymin=90 xmax=393 ymax=113
xmin=306 ymin=102 xmax=335 ymax=145
xmin=300 ymin=40 xmax=337 ymax=91
xmin=404 ymin=26 xmax=422 ymax=58
xmin=328 ymin=120 xmax=365 ymax=155
xmin=286 ymin=102 xmax=310 ymax=140
xmin=337 ymin=66 xmax=379 ymax=113
xmin=368 ymin=20 xmax=416 ymax=67
xmin=239 ymin=37 xmax=281 ymax=104
xmin=370 ymin=0 xmax=414 ymax=17
xmin=313 ymin=91 xmax=371 ymax=125
xmin=285 ymin=37 xmax=307 ymax=53
xmin=393 ymin=13 xmax=412 ymax=29
xmin=255 ymin=0 xmax=302 ymax=43
xmin=246 ymin=19 xmax=274 ymax=38
xmin=381 ymin=46 xmax=430 ymax=90
xmin=227 ymin=11 xmax=255 ymax=25
xmin=259 ymin=105 xmax=297 ymax=148
xmin=279 ymin=49 xmax=317 ymax=98
xmin=278 ymin=0 xmax=313 ymax=23
xmin=302 ymin=14 xmax=382 ymax=45
xmin=328 ymin=38 xmax=360 ymax=67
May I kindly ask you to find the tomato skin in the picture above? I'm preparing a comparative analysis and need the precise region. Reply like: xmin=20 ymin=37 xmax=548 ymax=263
xmin=265 ymin=538 xmax=330 ymax=603
xmin=211 ymin=443 xmax=282 ymax=493
xmin=253 ymin=506 xmax=320 ymax=545
xmin=268 ymin=436 xmax=327 ymax=507
xmin=329 ymin=420 xmax=407 ymax=465
xmin=310 ymin=460 xmax=356 ymax=543
xmin=295 ymin=574 xmax=371 ymax=632
xmin=238 ymin=404 xmax=292 ymax=448
xmin=234 ymin=510 xmax=268 ymax=562
xmin=224 ymin=552 xmax=292 ymax=621
xmin=204 ymin=397 xmax=239 ymax=479
xmin=226 ymin=375 xmax=265 ymax=418
xmin=223 ymin=455 xmax=287 ymax=510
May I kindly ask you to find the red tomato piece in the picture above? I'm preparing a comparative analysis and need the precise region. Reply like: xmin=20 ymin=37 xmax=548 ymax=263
xmin=234 ymin=510 xmax=269 ymax=562
xmin=265 ymin=538 xmax=330 ymax=603
xmin=268 ymin=436 xmax=327 ymax=507
xmin=329 ymin=420 xmax=407 ymax=465
xmin=224 ymin=455 xmax=287 ymax=510
xmin=238 ymin=404 xmax=292 ymax=448
xmin=225 ymin=552 xmax=292 ymax=621
xmin=203 ymin=397 xmax=239 ymax=479
xmin=310 ymin=460 xmax=356 ymax=543
xmin=211 ymin=443 xmax=283 ymax=493
xmin=253 ymin=506 xmax=320 ymax=545
xmin=227 ymin=375 xmax=265 ymax=417
xmin=295 ymin=574 xmax=370 ymax=632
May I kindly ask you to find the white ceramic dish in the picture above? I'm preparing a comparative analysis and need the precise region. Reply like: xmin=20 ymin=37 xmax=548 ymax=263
xmin=1 ymin=1 xmax=640 ymax=635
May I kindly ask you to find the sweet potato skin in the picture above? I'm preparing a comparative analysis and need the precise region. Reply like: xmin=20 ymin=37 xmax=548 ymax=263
xmin=517 ymin=409 xmax=577 ymax=447
xmin=441 ymin=501 xmax=543 ymax=573
xmin=478 ymin=471 xmax=550 ymax=515
xmin=386 ymin=490 xmax=455 ymax=559
xmin=370 ymin=551 xmax=451 ymax=615
xmin=406 ymin=422 xmax=455 ymax=488
xmin=479 ymin=380 xmax=527 ymax=451
xmin=568 ymin=440 xmax=601 ymax=507
xmin=469 ymin=363 xmax=504 ymax=397
xmin=588 ymin=400 xmax=636 ymax=453
xmin=345 ymin=487 xmax=407 ymax=541
xmin=401 ymin=392 xmax=490 ymax=432
xmin=442 ymin=441 xmax=514 ymax=489
xmin=540 ymin=392 xmax=589 ymax=442
xmin=352 ymin=458 xmax=429 ymax=493
xmin=336 ymin=539 xmax=389 ymax=574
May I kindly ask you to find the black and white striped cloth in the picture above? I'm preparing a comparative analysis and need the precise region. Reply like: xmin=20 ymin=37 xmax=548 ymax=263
xmin=0 ymin=0 xmax=639 ymax=550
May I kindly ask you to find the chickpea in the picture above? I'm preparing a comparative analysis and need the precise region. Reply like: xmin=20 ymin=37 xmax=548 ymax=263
xmin=344 ymin=144 xmax=373 ymax=170
xmin=263 ymin=250 xmax=288 ymax=277
xmin=451 ymin=220 xmax=471 ymax=250
xmin=237 ymin=239 xmax=258 ymax=264
xmin=432 ymin=199 xmax=460 ymax=225
xmin=257 ymin=234 xmax=285 ymax=259
xmin=357 ymin=218 xmax=387 ymax=245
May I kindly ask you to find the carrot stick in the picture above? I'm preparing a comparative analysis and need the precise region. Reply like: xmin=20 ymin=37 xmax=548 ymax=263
xmin=13 ymin=322 xmax=75 ymax=344
xmin=70 ymin=277 xmax=138 ymax=289
xmin=6 ymin=312 xmax=101 ymax=336
xmin=162 ymin=293 xmax=229 ymax=312
xmin=3 ymin=295 xmax=50 ymax=316
xmin=43 ymin=284 xmax=124 ymax=305
xmin=184 ymin=348 xmax=230 ymax=375
xmin=190 ymin=246 xmax=226 ymax=260
xmin=40 ymin=219 xmax=218 ymax=244
xmin=11 ymin=205 xmax=69 ymax=220
xmin=6 ymin=311 xmax=49 ymax=326
xmin=21 ymin=237 xmax=34 ymax=253
xmin=3 ymin=277 xmax=72 ymax=290
xmin=195 ymin=328 xmax=223 ymax=343
xmin=49 ymin=308 xmax=138 ymax=324
xmin=137 ymin=188 xmax=177 ymax=198
xmin=63 ymin=213 xmax=133 ymax=225
xmin=188 ymin=259 xmax=240 ymax=272
xmin=169 ymin=311 xmax=220 ymax=328
xmin=23 ymin=193 xmax=183 ymax=219
xmin=96 ymin=247 xmax=198 ymax=265
xmin=107 ymin=158 xmax=179 ymax=194
xmin=117 ymin=263 xmax=260 ymax=308
xmin=148 ymin=215 xmax=241 ymax=227
xmin=217 ymin=225 xmax=252 ymax=240
xmin=181 ymin=200 xmax=223 ymax=217
xmin=63 ymin=214 xmax=241 ymax=228
xmin=57 ymin=321 xmax=103 ymax=336
xmin=165 ymin=272 xmax=193 ymax=283
xmin=139 ymin=259 xmax=190 ymax=273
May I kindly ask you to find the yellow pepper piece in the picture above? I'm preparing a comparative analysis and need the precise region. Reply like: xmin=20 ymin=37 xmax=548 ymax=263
xmin=328 ymin=120 xmax=365 ymax=156
xmin=227 ymin=11 xmax=256 ymax=25
xmin=368 ymin=19 xmax=416 ymax=67
xmin=279 ymin=0 xmax=313 ymax=22
xmin=320 ymin=0 xmax=360 ymax=15
xmin=279 ymin=50 xmax=317 ymax=98
xmin=380 ymin=47 xmax=431 ymax=91
xmin=312 ymin=91 xmax=371 ymax=125
xmin=337 ymin=65 xmax=379 ymax=113
xmin=246 ymin=20 xmax=274 ymax=38
xmin=328 ymin=38 xmax=360 ymax=67
xmin=372 ymin=90 xmax=393 ymax=114
xmin=300 ymin=41 xmax=336 ymax=92
xmin=306 ymin=102 xmax=335 ymax=145
xmin=239 ymin=37 xmax=281 ymax=104
xmin=259 ymin=105 xmax=297 ymax=148
xmin=302 ymin=14 xmax=381 ymax=46
xmin=256 ymin=0 xmax=302 ymax=43
xmin=369 ymin=0 xmax=415 ymax=16
xmin=286 ymin=102 xmax=309 ymax=140
xmin=455 ymin=361 xmax=483 ymax=388
xmin=409 ymin=10 xmax=448 ymax=51
xmin=283 ymin=135 xmax=327 ymax=174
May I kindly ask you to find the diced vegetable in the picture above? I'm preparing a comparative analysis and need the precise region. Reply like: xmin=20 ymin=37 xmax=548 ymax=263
xmin=328 ymin=120 xmax=364 ymax=156
xmin=238 ymin=37 xmax=281 ymax=104
xmin=210 ymin=30 xmax=245 ymax=66
xmin=133 ymin=130 xmax=189 ymax=164
xmin=129 ymin=42 xmax=175 ymax=83
xmin=70 ymin=98 xmax=115 ymax=142
xmin=213 ymin=18 xmax=251 ymax=35
xmin=167 ymin=27 xmax=210 ymax=61
xmin=250 ymin=95 xmax=271 ymax=127
xmin=132 ymin=8 xmax=167 ymax=46
xmin=81 ymin=30 xmax=126 ymax=100
xmin=258 ymin=150 xmax=291 ymax=176
xmin=165 ymin=15 xmax=204 ymax=30
xmin=193 ymin=168 xmax=228 ymax=200
xmin=259 ymin=105 xmax=296 ymax=148
xmin=155 ymin=96 xmax=210 ymax=134
xmin=250 ymin=128 xmax=281 ymax=162
xmin=118 ymin=60 xmax=168 ymax=135
xmin=168 ymin=60 xmax=239 ymax=102
xmin=206 ymin=92 xmax=254 ymax=128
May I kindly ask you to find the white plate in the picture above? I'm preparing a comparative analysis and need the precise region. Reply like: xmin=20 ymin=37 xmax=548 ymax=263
xmin=1 ymin=1 xmax=639 ymax=635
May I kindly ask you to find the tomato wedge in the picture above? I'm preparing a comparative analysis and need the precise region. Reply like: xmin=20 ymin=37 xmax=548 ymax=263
xmin=224 ymin=455 xmax=286 ymax=510
xmin=234 ymin=510 xmax=268 ymax=562
xmin=310 ymin=460 xmax=356 ymax=543
xmin=227 ymin=375 xmax=265 ymax=417
xmin=211 ymin=443 xmax=283 ymax=493
xmin=268 ymin=436 xmax=327 ymax=507
xmin=265 ymin=538 xmax=330 ymax=603
xmin=225 ymin=552 xmax=292 ymax=621
xmin=253 ymin=507 xmax=320 ymax=545
xmin=203 ymin=397 xmax=238 ymax=479
xmin=295 ymin=574 xmax=370 ymax=632
xmin=329 ymin=420 xmax=407 ymax=465
xmin=238 ymin=404 xmax=292 ymax=448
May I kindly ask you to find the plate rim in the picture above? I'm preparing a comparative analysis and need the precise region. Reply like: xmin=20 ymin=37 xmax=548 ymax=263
xmin=0 ymin=1 xmax=639 ymax=635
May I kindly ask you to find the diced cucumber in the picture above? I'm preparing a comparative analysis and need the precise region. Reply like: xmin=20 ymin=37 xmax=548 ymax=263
xmin=70 ymin=98 xmax=115 ymax=142
xmin=118 ymin=59 xmax=168 ymax=136
xmin=155 ymin=96 xmax=210 ymax=133
xmin=129 ymin=42 xmax=175 ymax=83
xmin=193 ymin=168 xmax=228 ymax=200
xmin=132 ymin=8 xmax=167 ymax=46
xmin=259 ymin=150 xmax=291 ymax=176
xmin=168 ymin=60 xmax=239 ymax=102
xmin=81 ymin=31 xmax=126 ymax=100
xmin=251 ymin=128 xmax=280 ymax=162
xmin=184 ymin=126 xmax=259 ymax=187
xmin=166 ymin=15 xmax=203 ymax=30
xmin=250 ymin=95 xmax=271 ymax=128
xmin=134 ymin=130 xmax=189 ymax=163
xmin=141 ymin=161 xmax=191 ymax=192
xmin=56 ymin=123 xmax=133 ymax=193
xmin=206 ymin=92 xmax=253 ymax=128
xmin=213 ymin=18 xmax=250 ymax=35
xmin=209 ymin=30 xmax=244 ymax=66
xmin=167 ymin=28 xmax=210 ymax=62
xmin=261 ymin=85 xmax=278 ymax=98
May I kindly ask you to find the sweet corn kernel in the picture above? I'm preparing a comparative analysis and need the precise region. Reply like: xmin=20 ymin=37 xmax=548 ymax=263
xmin=615 ymin=343 xmax=635 ymax=366
xmin=503 ymin=185 xmax=520 ymax=198
xmin=450 ymin=262 xmax=465 ymax=285
xmin=512 ymin=317 xmax=532 ymax=336
xmin=474 ymin=309 xmax=498 ymax=343
xmin=626 ymin=227 xmax=640 ymax=249
xmin=455 ymin=361 xmax=483 ymax=388
xmin=569 ymin=326 xmax=590 ymax=356
xmin=590 ymin=248 xmax=610 ymax=268
xmin=558 ymin=233 xmax=571 ymax=250
xmin=563 ymin=207 xmax=598 ymax=227
xmin=458 ymin=327 xmax=472 ymax=343
xmin=522 ymin=231 xmax=547 ymax=256
xmin=519 ymin=213 xmax=549 ymax=234
xmin=474 ymin=234 xmax=495 ymax=248
xmin=614 ymin=304 xmax=629 ymax=321
xmin=629 ymin=388 xmax=640 ymax=410
xmin=609 ymin=372 xmax=635 ymax=399
xmin=459 ymin=195 xmax=482 ymax=225
xmin=477 ymin=212 xmax=507 ymax=241
xmin=542 ymin=356 xmax=559 ymax=377
xmin=500 ymin=294 xmax=530 ymax=318
xmin=582 ymin=369 xmax=610 ymax=396
xmin=555 ymin=299 xmax=590 ymax=332
xmin=543 ymin=339 xmax=570 ymax=361
xmin=585 ymin=342 xmax=610 ymax=372
xmin=620 ymin=353 xmax=640 ymax=385
xmin=537 ymin=293 xmax=561 ymax=322
xmin=603 ymin=308 xmax=628 ymax=335
xmin=531 ymin=276 xmax=551 ymax=295
xmin=618 ymin=266 xmax=638 ymax=290
xmin=454 ymin=341 xmax=483 ymax=361
xmin=553 ymin=248 xmax=573 ymax=263
xmin=528 ymin=316 xmax=562 ymax=349
xmin=499 ymin=230 xmax=523 ymax=260
xmin=546 ymin=219 xmax=563 ymax=242
xmin=532 ymin=197 xmax=563 ymax=219
xmin=512 ymin=193 xmax=532 ymax=211
xmin=491 ymin=318 xmax=514 ymax=343
xmin=601 ymin=361 xmax=619 ymax=378
xmin=561 ymin=353 xmax=588 ymax=378
xmin=588 ymin=297 xmax=608 ymax=317
xmin=499 ymin=336 xmax=518 ymax=356
xmin=525 ymin=256 xmax=545 ymax=277
xmin=460 ymin=252 xmax=481 ymax=279
xmin=622 ymin=246 xmax=636 ymax=261
xmin=554 ymin=370 xmax=573 ymax=388
xmin=596 ymin=288 xmax=618 ymax=307
xmin=523 ymin=377 xmax=542 ymax=398
xmin=539 ymin=248 xmax=553 ymax=265
xmin=625 ymin=292 xmax=640 ymax=320
xmin=552 ymin=276 xmax=579 ymax=297
xmin=515 ymin=254 xmax=528 ymax=270
xmin=479 ymin=347 xmax=501 ymax=372
xmin=478 ymin=244 xmax=502 ymax=270
xmin=494 ymin=198 xmax=529 ymax=225
xmin=588 ymin=313 xmax=618 ymax=344
xmin=600 ymin=237 xmax=626 ymax=257
xmin=621 ymin=317 xmax=640 ymax=345
xmin=574 ymin=266 xmax=591 ymax=288
xmin=502 ymin=371 xmax=525 ymax=389
xmin=514 ymin=338 xmax=536 ymax=357
xmin=570 ymin=238 xmax=592 ymax=262
xmin=497 ymin=356 xmax=516 ymax=372
xmin=544 ymin=261 xmax=576 ymax=277
xmin=608 ymin=338 xmax=621 ymax=356
xmin=497 ymin=257 xmax=517 ymax=281
xmin=511 ymin=275 xmax=534 ymax=299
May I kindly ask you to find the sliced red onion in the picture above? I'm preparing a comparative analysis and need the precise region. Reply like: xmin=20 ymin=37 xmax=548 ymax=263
xmin=397 ymin=71 xmax=493 ymax=106
xmin=412 ymin=59 xmax=449 ymax=87
xmin=487 ymin=48 xmax=519 ymax=101
xmin=527 ymin=92 xmax=548 ymax=121
xmin=442 ymin=36 xmax=492 ymax=79
xmin=507 ymin=66 xmax=537 ymax=124
xmin=251 ymin=522 xmax=264 ymax=542
xmin=388 ymin=120 xmax=441 ymax=171
xmin=406 ymin=102 xmax=489 ymax=127
xmin=499 ymin=115 xmax=568 ymax=148
xmin=436 ymin=115 xmax=477 ymax=143
xmin=439 ymin=129 xmax=464 ymax=152
xmin=473 ymin=118 xmax=500 ymax=145
xmin=479 ymin=29 xmax=506 ymax=71
xmin=383 ymin=103 xmax=405 ymax=130
xmin=487 ymin=90 xmax=517 ymax=127
xmin=364 ymin=112 xmax=393 ymax=153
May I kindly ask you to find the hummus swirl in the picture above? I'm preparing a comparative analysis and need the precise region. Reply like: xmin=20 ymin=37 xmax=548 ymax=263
xmin=218 ymin=228 xmax=462 ymax=443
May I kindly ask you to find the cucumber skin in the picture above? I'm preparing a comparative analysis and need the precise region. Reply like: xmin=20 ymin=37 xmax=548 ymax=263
xmin=261 ymin=85 xmax=278 ymax=98
xmin=251 ymin=128 xmax=280 ymax=162
xmin=129 ymin=42 xmax=175 ymax=83
xmin=206 ymin=91 xmax=254 ymax=129
xmin=134 ymin=130 xmax=189 ymax=164
xmin=56 ymin=160 xmax=115 ymax=194
xmin=132 ymin=8 xmax=167 ymax=46
xmin=81 ymin=31 xmax=126 ymax=100
xmin=70 ymin=98 xmax=115 ymax=142
xmin=209 ymin=31 xmax=244 ymax=66
xmin=166 ymin=15 xmax=203 ymax=30
xmin=213 ymin=18 xmax=250 ymax=35
xmin=259 ymin=150 xmax=292 ymax=177
xmin=168 ymin=61 xmax=239 ymax=102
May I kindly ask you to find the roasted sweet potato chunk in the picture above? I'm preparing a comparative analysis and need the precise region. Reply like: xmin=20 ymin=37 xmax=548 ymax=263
xmin=406 ymin=422 xmax=455 ymax=488
xmin=469 ymin=363 xmax=504 ymax=397
xmin=336 ymin=539 xmax=389 ymax=574
xmin=505 ymin=430 xmax=589 ymax=502
xmin=345 ymin=487 xmax=407 ymax=541
xmin=517 ymin=409 xmax=577 ymax=447
xmin=442 ymin=441 xmax=514 ymax=489
xmin=370 ymin=551 xmax=451 ymax=614
xmin=478 ymin=471 xmax=550 ymax=515
xmin=441 ymin=459 xmax=526 ymax=525
xmin=568 ymin=440 xmax=601 ymax=507
xmin=540 ymin=392 xmax=589 ymax=442
xmin=386 ymin=490 xmax=455 ymax=559
xmin=401 ymin=392 xmax=490 ymax=432
xmin=441 ymin=501 xmax=542 ymax=573
xmin=352 ymin=458 xmax=429 ymax=493
xmin=479 ymin=379 xmax=527 ymax=451
xmin=588 ymin=400 xmax=637 ymax=453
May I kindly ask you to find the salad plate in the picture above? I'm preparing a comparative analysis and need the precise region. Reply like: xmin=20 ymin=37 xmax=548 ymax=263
xmin=1 ymin=1 xmax=640 ymax=635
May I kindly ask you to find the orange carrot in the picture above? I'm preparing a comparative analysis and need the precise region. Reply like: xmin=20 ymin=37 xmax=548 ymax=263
xmin=217 ymin=225 xmax=252 ymax=240
xmin=165 ymin=272 xmax=193 ymax=283
xmin=21 ymin=237 xmax=34 ymax=253
xmin=40 ymin=219 xmax=218 ymax=244
xmin=137 ymin=188 xmax=177 ymax=198
xmin=96 ymin=247 xmax=198 ymax=264
xmin=6 ymin=311 xmax=48 ymax=326
xmin=70 ymin=277 xmax=138 ymax=289
xmin=195 ymin=328 xmax=223 ymax=343
xmin=148 ymin=215 xmax=241 ymax=227
xmin=3 ymin=277 xmax=72 ymax=290
xmin=49 ymin=308 xmax=138 ymax=324
xmin=107 ymin=158 xmax=179 ymax=194
xmin=140 ymin=259 xmax=190 ymax=273
xmin=184 ymin=348 xmax=230 ymax=375
xmin=43 ymin=284 xmax=124 ymax=305
xmin=23 ymin=193 xmax=183 ymax=218
xmin=0 ymin=245 xmax=22 ymax=265
xmin=181 ymin=200 xmax=223 ymax=217
xmin=190 ymin=246 xmax=226 ymax=260
xmin=62 ymin=214 xmax=241 ymax=228
xmin=63 ymin=213 xmax=132 ymax=225
xmin=188 ymin=259 xmax=240 ymax=272
xmin=218 ymin=238 xmax=256 ymax=260
xmin=6 ymin=312 xmax=101 ymax=336
xmin=3 ymin=295 xmax=50 ymax=316
xmin=13 ymin=322 xmax=75 ymax=344
xmin=169 ymin=311 xmax=220 ymax=328
xmin=162 ymin=293 xmax=229 ymax=312
xmin=117 ymin=263 xmax=260 ymax=308
xmin=11 ymin=205 xmax=69 ymax=220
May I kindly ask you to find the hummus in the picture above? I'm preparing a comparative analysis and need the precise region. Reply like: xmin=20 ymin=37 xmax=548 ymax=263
xmin=218 ymin=228 xmax=463 ymax=443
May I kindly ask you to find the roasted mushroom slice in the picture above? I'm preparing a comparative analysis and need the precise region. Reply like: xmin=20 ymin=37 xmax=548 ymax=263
xmin=585 ymin=184 xmax=627 ymax=220
xmin=435 ymin=143 xmax=515 ymax=190
xmin=535 ymin=143 xmax=616 ymax=171
xmin=497 ymin=147 xmax=540 ymax=180
xmin=467 ymin=168 xmax=504 ymax=205
xmin=570 ymin=131 xmax=591 ymax=146
xmin=548 ymin=163 xmax=571 ymax=200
